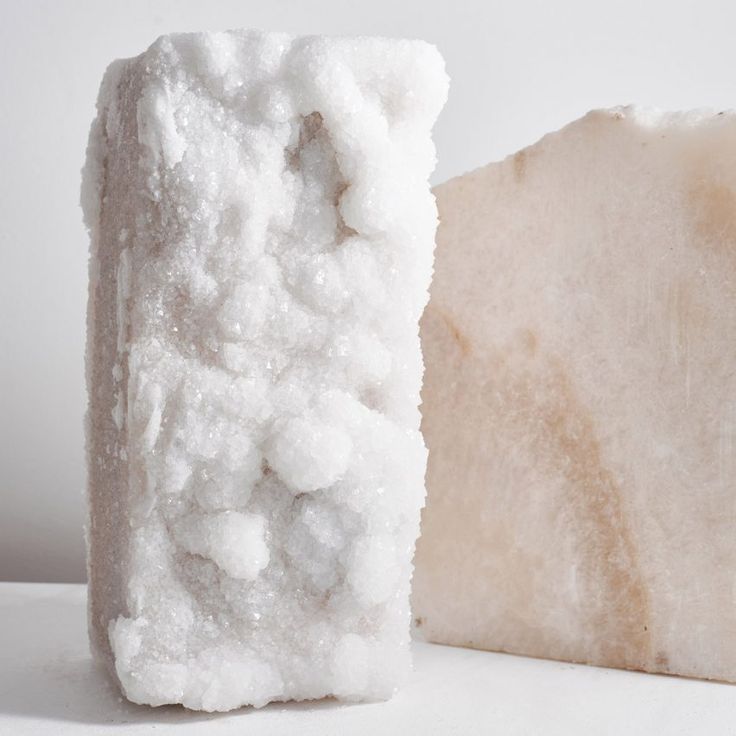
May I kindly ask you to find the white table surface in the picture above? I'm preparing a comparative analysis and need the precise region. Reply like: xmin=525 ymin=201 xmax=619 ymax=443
xmin=1 ymin=583 xmax=735 ymax=735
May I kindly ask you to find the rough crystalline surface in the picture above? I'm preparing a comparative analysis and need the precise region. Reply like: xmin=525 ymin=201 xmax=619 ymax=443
xmin=81 ymin=30 xmax=447 ymax=710
xmin=413 ymin=107 xmax=736 ymax=682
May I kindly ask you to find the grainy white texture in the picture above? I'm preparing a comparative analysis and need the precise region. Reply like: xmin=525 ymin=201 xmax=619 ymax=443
xmin=413 ymin=106 xmax=736 ymax=682
xmin=82 ymin=29 xmax=447 ymax=711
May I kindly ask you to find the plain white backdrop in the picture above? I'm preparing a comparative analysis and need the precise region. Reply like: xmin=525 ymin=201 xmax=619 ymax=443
xmin=1 ymin=0 xmax=733 ymax=582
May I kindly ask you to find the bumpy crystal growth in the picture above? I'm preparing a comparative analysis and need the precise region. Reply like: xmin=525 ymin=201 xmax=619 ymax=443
xmin=82 ymin=30 xmax=447 ymax=710
xmin=413 ymin=107 xmax=736 ymax=682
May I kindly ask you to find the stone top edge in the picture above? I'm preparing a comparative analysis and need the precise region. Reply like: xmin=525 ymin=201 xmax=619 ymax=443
xmin=436 ymin=104 xmax=736 ymax=191
xmin=593 ymin=104 xmax=736 ymax=128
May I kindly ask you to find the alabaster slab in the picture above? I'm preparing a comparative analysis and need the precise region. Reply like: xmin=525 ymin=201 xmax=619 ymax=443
xmin=82 ymin=29 xmax=447 ymax=711
xmin=413 ymin=107 xmax=736 ymax=682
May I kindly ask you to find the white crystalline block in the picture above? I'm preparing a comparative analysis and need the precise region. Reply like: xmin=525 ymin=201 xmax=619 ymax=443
xmin=81 ymin=30 xmax=447 ymax=711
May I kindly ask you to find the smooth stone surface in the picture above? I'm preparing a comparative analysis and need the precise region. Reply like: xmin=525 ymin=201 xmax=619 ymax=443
xmin=5 ymin=582 xmax=736 ymax=736
xmin=81 ymin=30 xmax=447 ymax=710
xmin=413 ymin=107 xmax=736 ymax=682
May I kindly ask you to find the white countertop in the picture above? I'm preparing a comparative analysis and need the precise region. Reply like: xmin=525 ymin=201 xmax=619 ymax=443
xmin=1 ymin=582 xmax=734 ymax=735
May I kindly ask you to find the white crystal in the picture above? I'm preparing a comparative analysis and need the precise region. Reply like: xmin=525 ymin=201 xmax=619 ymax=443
xmin=82 ymin=29 xmax=447 ymax=711
xmin=172 ymin=511 xmax=269 ymax=581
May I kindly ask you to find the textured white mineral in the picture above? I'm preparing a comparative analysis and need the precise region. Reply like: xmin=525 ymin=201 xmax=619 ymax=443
xmin=82 ymin=30 xmax=447 ymax=710
xmin=413 ymin=107 xmax=736 ymax=682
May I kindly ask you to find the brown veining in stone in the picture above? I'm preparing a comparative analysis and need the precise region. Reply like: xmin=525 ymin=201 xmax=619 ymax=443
xmin=529 ymin=354 xmax=652 ymax=668
xmin=436 ymin=307 xmax=473 ymax=356
xmin=418 ymin=301 xmax=652 ymax=669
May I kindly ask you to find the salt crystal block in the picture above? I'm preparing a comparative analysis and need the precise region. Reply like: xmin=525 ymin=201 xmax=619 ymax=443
xmin=81 ymin=30 xmax=447 ymax=711
xmin=413 ymin=107 xmax=736 ymax=682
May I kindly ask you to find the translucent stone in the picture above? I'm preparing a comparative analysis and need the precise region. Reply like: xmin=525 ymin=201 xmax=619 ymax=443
xmin=414 ymin=107 xmax=736 ymax=682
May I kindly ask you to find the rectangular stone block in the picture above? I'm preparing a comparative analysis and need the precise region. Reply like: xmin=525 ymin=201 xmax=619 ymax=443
xmin=413 ymin=107 xmax=736 ymax=681
xmin=82 ymin=30 xmax=447 ymax=710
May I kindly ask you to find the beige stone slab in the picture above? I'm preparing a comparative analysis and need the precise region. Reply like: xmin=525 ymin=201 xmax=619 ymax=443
xmin=413 ymin=107 xmax=736 ymax=681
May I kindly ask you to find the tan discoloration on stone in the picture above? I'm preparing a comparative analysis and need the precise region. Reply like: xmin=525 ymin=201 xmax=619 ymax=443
xmin=517 ymin=328 xmax=538 ymax=356
xmin=689 ymin=181 xmax=736 ymax=245
xmin=513 ymin=150 xmax=527 ymax=181
xmin=419 ymin=304 xmax=651 ymax=669
xmin=528 ymin=355 xmax=652 ymax=668
xmin=436 ymin=307 xmax=473 ymax=356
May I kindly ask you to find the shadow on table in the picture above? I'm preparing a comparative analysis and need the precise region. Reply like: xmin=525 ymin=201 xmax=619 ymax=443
xmin=0 ymin=589 xmax=351 ymax=727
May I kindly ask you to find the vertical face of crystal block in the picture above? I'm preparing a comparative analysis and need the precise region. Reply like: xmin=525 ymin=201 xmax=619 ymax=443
xmin=82 ymin=30 xmax=447 ymax=711
xmin=413 ymin=108 xmax=736 ymax=682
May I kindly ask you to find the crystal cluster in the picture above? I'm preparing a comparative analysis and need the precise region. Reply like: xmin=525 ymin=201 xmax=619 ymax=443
xmin=82 ymin=30 xmax=447 ymax=710
xmin=413 ymin=107 xmax=736 ymax=682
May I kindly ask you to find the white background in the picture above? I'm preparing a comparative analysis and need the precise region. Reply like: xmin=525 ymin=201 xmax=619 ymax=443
xmin=1 ymin=0 xmax=733 ymax=582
